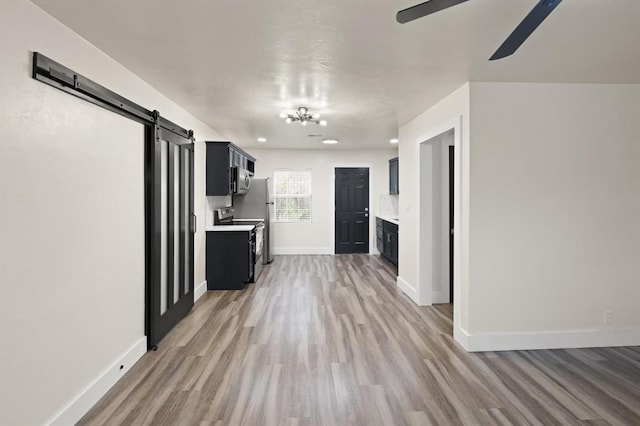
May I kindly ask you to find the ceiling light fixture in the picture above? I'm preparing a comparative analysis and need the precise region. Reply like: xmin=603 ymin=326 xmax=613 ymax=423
xmin=390 ymin=138 xmax=399 ymax=144
xmin=322 ymin=139 xmax=338 ymax=145
xmin=282 ymin=107 xmax=327 ymax=126
xmin=257 ymin=137 xmax=267 ymax=143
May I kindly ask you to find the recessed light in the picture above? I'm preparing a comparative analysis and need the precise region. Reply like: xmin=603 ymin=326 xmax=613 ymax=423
xmin=257 ymin=137 xmax=267 ymax=143
xmin=390 ymin=138 xmax=399 ymax=144
xmin=322 ymin=139 xmax=338 ymax=145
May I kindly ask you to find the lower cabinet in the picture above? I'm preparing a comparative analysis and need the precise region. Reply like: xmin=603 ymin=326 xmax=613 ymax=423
xmin=376 ymin=218 xmax=384 ymax=255
xmin=377 ymin=217 xmax=398 ymax=267
xmin=206 ymin=230 xmax=254 ymax=290
xmin=388 ymin=227 xmax=398 ymax=266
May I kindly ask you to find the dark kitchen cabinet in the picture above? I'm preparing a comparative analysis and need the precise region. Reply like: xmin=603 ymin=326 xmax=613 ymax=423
xmin=389 ymin=157 xmax=399 ymax=195
xmin=389 ymin=227 xmax=398 ymax=266
xmin=383 ymin=220 xmax=398 ymax=267
xmin=206 ymin=230 xmax=254 ymax=290
xmin=377 ymin=217 xmax=398 ymax=267
xmin=206 ymin=141 xmax=256 ymax=196
xmin=376 ymin=218 xmax=384 ymax=255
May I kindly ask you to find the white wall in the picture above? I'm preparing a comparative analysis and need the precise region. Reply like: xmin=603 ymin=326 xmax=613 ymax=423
xmin=247 ymin=148 xmax=398 ymax=255
xmin=400 ymin=81 xmax=640 ymax=352
xmin=466 ymin=82 xmax=640 ymax=350
xmin=0 ymin=1 xmax=223 ymax=424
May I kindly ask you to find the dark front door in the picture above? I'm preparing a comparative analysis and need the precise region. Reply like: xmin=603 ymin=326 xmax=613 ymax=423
xmin=335 ymin=168 xmax=369 ymax=254
xmin=147 ymin=124 xmax=195 ymax=348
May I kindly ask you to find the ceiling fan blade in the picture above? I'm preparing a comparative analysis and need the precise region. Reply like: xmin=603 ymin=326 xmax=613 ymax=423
xmin=396 ymin=0 xmax=469 ymax=24
xmin=489 ymin=0 xmax=563 ymax=61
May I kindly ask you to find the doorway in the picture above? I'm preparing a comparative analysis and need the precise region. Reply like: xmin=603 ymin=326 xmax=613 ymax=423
xmin=335 ymin=167 xmax=370 ymax=254
xmin=418 ymin=129 xmax=454 ymax=305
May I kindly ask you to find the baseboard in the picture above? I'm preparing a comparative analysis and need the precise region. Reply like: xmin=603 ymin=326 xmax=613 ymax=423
xmin=273 ymin=247 xmax=333 ymax=255
xmin=456 ymin=327 xmax=640 ymax=352
xmin=49 ymin=337 xmax=147 ymax=425
xmin=397 ymin=276 xmax=419 ymax=305
xmin=194 ymin=280 xmax=207 ymax=301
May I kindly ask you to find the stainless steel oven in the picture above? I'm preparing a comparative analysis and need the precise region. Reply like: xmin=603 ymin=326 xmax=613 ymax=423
xmin=253 ymin=222 xmax=265 ymax=281
xmin=214 ymin=208 xmax=264 ymax=283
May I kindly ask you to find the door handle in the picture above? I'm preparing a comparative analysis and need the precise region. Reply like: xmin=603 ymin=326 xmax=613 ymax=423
xmin=191 ymin=214 xmax=197 ymax=233
xmin=364 ymin=207 xmax=369 ymax=211
xmin=364 ymin=213 xmax=369 ymax=217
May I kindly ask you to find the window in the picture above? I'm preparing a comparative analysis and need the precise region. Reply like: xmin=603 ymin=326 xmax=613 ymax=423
xmin=273 ymin=170 xmax=312 ymax=222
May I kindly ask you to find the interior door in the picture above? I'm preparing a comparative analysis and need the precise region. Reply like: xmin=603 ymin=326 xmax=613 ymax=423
xmin=335 ymin=168 xmax=370 ymax=254
xmin=449 ymin=145 xmax=454 ymax=304
xmin=147 ymin=124 xmax=195 ymax=348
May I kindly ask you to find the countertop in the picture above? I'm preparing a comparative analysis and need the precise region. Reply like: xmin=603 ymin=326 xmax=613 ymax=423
xmin=206 ymin=225 xmax=254 ymax=232
xmin=376 ymin=215 xmax=399 ymax=226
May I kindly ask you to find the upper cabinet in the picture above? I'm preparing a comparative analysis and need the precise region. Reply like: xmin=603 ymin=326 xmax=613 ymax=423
xmin=389 ymin=157 xmax=399 ymax=195
xmin=206 ymin=141 xmax=256 ymax=196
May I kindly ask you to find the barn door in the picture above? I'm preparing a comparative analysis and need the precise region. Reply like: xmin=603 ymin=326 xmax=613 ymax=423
xmin=147 ymin=123 xmax=195 ymax=348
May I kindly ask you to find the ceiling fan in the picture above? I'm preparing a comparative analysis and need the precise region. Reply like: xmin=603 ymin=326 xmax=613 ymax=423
xmin=396 ymin=0 xmax=563 ymax=60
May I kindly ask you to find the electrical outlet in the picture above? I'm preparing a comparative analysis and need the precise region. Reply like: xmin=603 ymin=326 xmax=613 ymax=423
xmin=603 ymin=310 xmax=614 ymax=325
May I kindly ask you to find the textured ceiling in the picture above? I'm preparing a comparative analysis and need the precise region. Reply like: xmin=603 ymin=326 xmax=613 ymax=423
xmin=32 ymin=0 xmax=640 ymax=150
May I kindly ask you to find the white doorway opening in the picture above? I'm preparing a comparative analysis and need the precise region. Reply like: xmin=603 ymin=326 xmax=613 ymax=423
xmin=416 ymin=116 xmax=464 ymax=340
xmin=419 ymin=129 xmax=454 ymax=304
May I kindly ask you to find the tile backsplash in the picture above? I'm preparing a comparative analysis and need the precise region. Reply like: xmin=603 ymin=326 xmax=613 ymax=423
xmin=379 ymin=194 xmax=399 ymax=218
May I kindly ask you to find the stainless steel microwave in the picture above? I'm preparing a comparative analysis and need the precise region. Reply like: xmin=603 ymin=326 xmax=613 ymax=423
xmin=233 ymin=167 xmax=252 ymax=194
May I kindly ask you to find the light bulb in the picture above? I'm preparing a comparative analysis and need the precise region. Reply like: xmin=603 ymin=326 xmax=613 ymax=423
xmin=312 ymin=113 xmax=320 ymax=119
xmin=279 ymin=112 xmax=288 ymax=118
xmin=320 ymin=120 xmax=327 ymax=126
xmin=301 ymin=120 xmax=307 ymax=126
xmin=390 ymin=138 xmax=399 ymax=144
xmin=299 ymin=107 xmax=308 ymax=115
xmin=322 ymin=139 xmax=338 ymax=144
xmin=285 ymin=117 xmax=292 ymax=124
xmin=257 ymin=137 xmax=267 ymax=143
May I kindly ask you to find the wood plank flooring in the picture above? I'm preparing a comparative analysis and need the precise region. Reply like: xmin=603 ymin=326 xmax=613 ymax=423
xmin=78 ymin=255 xmax=640 ymax=425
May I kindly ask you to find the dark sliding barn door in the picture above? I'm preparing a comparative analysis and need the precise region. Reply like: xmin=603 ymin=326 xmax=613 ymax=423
xmin=147 ymin=124 xmax=195 ymax=348
xmin=31 ymin=53 xmax=197 ymax=350
xmin=335 ymin=168 xmax=370 ymax=254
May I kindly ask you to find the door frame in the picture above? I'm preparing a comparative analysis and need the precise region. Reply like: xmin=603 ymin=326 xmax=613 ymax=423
xmin=330 ymin=163 xmax=374 ymax=255
xmin=415 ymin=116 xmax=464 ymax=341
xmin=449 ymin=145 xmax=454 ymax=304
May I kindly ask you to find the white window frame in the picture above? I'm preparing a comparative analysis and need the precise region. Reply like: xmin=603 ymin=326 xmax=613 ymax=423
xmin=273 ymin=170 xmax=312 ymax=223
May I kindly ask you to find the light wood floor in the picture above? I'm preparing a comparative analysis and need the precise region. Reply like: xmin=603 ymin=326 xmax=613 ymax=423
xmin=79 ymin=255 xmax=640 ymax=425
